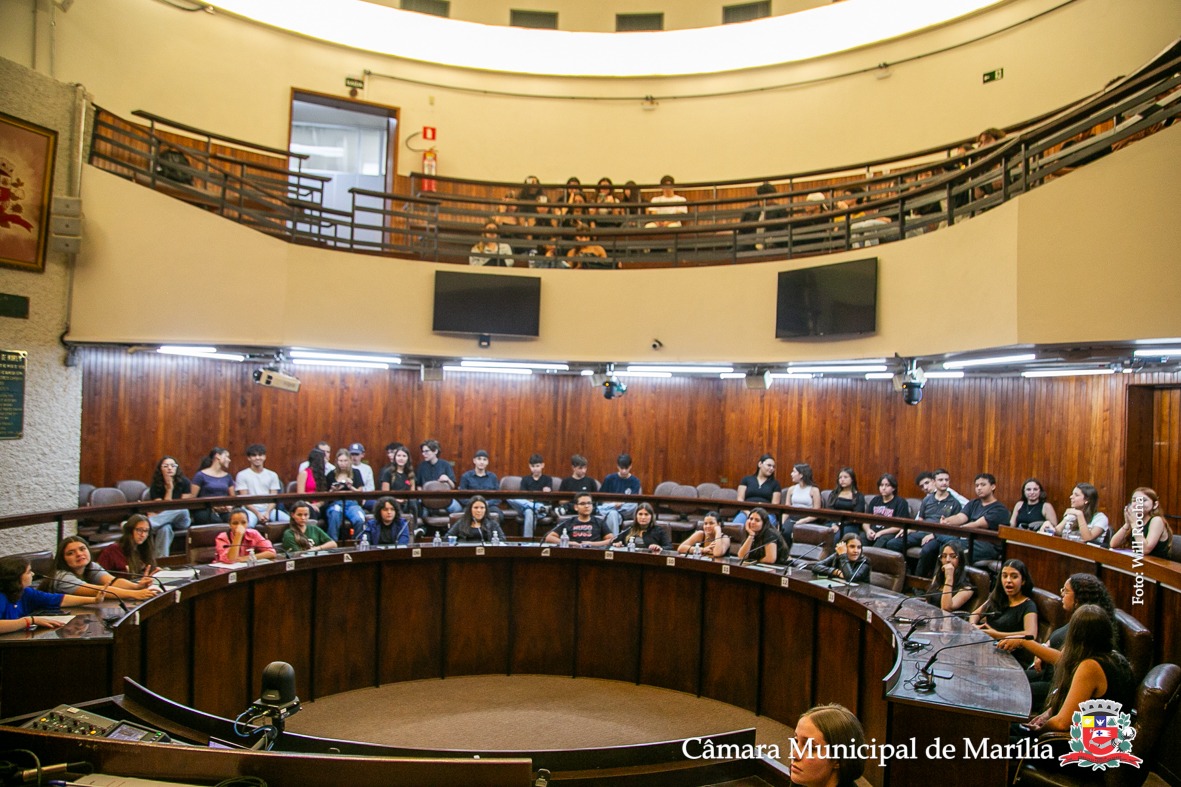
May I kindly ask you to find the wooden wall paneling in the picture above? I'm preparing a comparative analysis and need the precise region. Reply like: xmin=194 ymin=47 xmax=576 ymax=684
xmin=886 ymin=705 xmax=1010 ymax=787
xmin=575 ymin=562 xmax=640 ymax=681
xmin=378 ymin=561 xmax=444 ymax=684
xmin=142 ymin=604 xmax=192 ymax=707
xmin=1124 ymin=386 xmax=1154 ymax=507
xmin=1153 ymin=388 xmax=1181 ymax=518
xmin=0 ymin=644 xmax=111 ymax=718
xmin=443 ymin=559 xmax=512 ymax=677
xmin=78 ymin=348 xmax=1180 ymax=532
xmin=812 ymin=606 xmax=861 ymax=713
xmin=759 ymin=588 xmax=816 ymax=724
xmin=858 ymin=627 xmax=894 ymax=787
xmin=510 ymin=560 xmax=576 ymax=676
xmin=1099 ymin=568 xmax=1153 ymax=629
xmin=311 ymin=563 xmax=379 ymax=697
xmin=638 ymin=567 xmax=702 ymax=695
xmin=112 ymin=624 xmax=142 ymax=698
xmin=1005 ymin=543 xmax=1097 ymax=593
xmin=252 ymin=572 xmax=314 ymax=702
xmin=191 ymin=582 xmax=252 ymax=718
xmin=700 ymin=576 xmax=761 ymax=712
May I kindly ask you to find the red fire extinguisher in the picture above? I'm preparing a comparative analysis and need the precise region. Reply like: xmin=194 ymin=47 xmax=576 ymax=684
xmin=422 ymin=148 xmax=437 ymax=192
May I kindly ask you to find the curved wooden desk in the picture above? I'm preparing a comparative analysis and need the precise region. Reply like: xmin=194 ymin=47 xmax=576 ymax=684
xmin=1 ymin=545 xmax=1029 ymax=786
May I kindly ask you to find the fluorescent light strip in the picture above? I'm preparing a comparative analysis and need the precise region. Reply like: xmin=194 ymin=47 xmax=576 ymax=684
xmin=719 ymin=372 xmax=747 ymax=380
xmin=788 ymin=358 xmax=886 ymax=367
xmin=580 ymin=370 xmax=594 ymax=376
xmin=1132 ymin=348 xmax=1181 ymax=358
xmin=926 ymin=371 xmax=965 ymax=379
xmin=443 ymin=365 xmax=532 ymax=376
xmin=769 ymin=373 xmax=815 ymax=380
xmin=1133 ymin=337 xmax=1181 ymax=345
xmin=788 ymin=365 xmax=887 ymax=374
xmin=943 ymin=353 xmax=1036 ymax=369
xmin=1021 ymin=368 xmax=1115 ymax=378
xmin=460 ymin=360 xmax=569 ymax=371
xmin=292 ymin=359 xmax=389 ymax=370
xmin=290 ymin=349 xmax=402 ymax=364
xmin=612 ymin=371 xmax=672 ymax=379
xmin=157 ymin=346 xmax=244 ymax=362
xmin=865 ymin=372 xmax=895 ymax=380
xmin=627 ymin=365 xmax=734 ymax=374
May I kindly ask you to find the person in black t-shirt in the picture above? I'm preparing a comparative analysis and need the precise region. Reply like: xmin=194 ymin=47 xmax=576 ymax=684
xmin=508 ymin=453 xmax=553 ymax=538
xmin=917 ymin=473 xmax=1008 ymax=576
xmin=545 ymin=493 xmax=612 ymax=547
xmin=557 ymin=454 xmax=598 ymax=516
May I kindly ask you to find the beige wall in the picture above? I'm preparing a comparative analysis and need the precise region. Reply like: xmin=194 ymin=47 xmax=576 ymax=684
xmin=0 ymin=58 xmax=86 ymax=553
xmin=1 ymin=0 xmax=1176 ymax=182
xmin=67 ymin=123 xmax=1181 ymax=363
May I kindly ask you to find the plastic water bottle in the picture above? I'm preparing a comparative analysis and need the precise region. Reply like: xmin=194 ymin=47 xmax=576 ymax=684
xmin=359 ymin=533 xmax=370 ymax=551
xmin=559 ymin=529 xmax=570 ymax=549
xmin=491 ymin=530 xmax=501 ymax=546
xmin=627 ymin=537 xmax=635 ymax=552
xmin=692 ymin=543 xmax=702 ymax=559
xmin=432 ymin=530 xmax=442 ymax=547
xmin=246 ymin=548 xmax=257 ymax=567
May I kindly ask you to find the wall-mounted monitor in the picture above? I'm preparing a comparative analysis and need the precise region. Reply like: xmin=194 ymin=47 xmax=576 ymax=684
xmin=775 ymin=258 xmax=878 ymax=339
xmin=433 ymin=271 xmax=541 ymax=338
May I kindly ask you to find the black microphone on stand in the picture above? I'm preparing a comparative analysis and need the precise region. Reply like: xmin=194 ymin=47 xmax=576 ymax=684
xmin=788 ymin=542 xmax=828 ymax=569
xmin=913 ymin=634 xmax=1033 ymax=693
xmin=899 ymin=612 xmax=971 ymax=651
xmin=886 ymin=589 xmax=951 ymax=623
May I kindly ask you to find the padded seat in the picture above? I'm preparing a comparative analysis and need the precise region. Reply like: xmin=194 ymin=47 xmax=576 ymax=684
xmin=14 ymin=551 xmax=55 ymax=582
xmin=79 ymin=483 xmax=96 ymax=509
xmin=1115 ymin=609 xmax=1153 ymax=685
xmin=188 ymin=523 xmax=229 ymax=564
xmin=652 ymin=480 xmax=679 ymax=498
xmin=419 ymin=481 xmax=456 ymax=535
xmin=695 ymin=482 xmax=721 ymax=499
xmin=1031 ymin=588 xmax=1068 ymax=643
xmin=791 ymin=523 xmax=835 ymax=561
xmin=862 ymin=546 xmax=906 ymax=592
xmin=1014 ymin=662 xmax=1181 ymax=787
xmin=115 ymin=479 xmax=148 ymax=507
xmin=710 ymin=487 xmax=740 ymax=520
xmin=657 ymin=484 xmax=701 ymax=530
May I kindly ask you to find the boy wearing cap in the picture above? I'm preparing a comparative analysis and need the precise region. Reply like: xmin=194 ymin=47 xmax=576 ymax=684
xmin=347 ymin=443 xmax=376 ymax=492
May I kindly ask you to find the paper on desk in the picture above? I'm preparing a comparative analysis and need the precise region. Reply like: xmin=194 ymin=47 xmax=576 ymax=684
xmin=154 ymin=569 xmax=198 ymax=582
xmin=37 ymin=615 xmax=75 ymax=624
xmin=210 ymin=559 xmax=271 ymax=569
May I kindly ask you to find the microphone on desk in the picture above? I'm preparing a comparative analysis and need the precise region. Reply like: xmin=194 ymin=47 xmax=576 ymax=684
xmin=105 ymin=569 xmax=168 ymax=594
xmin=887 ymin=590 xmax=951 ymax=622
xmin=788 ymin=542 xmax=828 ymax=569
xmin=900 ymin=612 xmax=971 ymax=651
xmin=913 ymin=634 xmax=1033 ymax=693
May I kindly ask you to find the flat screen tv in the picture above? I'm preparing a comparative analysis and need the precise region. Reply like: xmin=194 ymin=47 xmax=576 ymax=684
xmin=775 ymin=258 xmax=878 ymax=339
xmin=433 ymin=271 xmax=541 ymax=338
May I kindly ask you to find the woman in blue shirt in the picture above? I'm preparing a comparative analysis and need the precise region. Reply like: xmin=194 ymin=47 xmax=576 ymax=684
xmin=0 ymin=555 xmax=95 ymax=634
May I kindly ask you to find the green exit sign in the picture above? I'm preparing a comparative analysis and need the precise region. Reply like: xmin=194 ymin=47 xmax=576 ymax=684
xmin=983 ymin=68 xmax=1004 ymax=84
xmin=345 ymin=77 xmax=365 ymax=89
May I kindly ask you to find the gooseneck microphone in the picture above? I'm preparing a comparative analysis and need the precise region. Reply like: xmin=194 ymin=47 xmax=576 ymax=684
xmin=913 ymin=633 xmax=1033 ymax=693
xmin=887 ymin=589 xmax=951 ymax=623
xmin=899 ymin=612 xmax=972 ymax=651
xmin=788 ymin=541 xmax=827 ymax=569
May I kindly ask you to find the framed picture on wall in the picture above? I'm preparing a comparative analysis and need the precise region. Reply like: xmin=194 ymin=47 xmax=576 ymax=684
xmin=0 ymin=111 xmax=57 ymax=273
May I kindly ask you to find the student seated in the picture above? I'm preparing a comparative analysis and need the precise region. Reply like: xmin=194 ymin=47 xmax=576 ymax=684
xmin=0 ymin=555 xmax=97 ymax=634
xmin=808 ymin=534 xmax=871 ymax=583
xmin=969 ymin=559 xmax=1038 ymax=667
xmin=926 ymin=541 xmax=975 ymax=612
xmin=613 ymin=503 xmax=669 ymax=552
xmin=44 ymin=536 xmax=160 ymax=602
xmin=214 ymin=508 xmax=277 ymax=563
xmin=1040 ymin=483 xmax=1109 ymax=545
xmin=677 ymin=511 xmax=731 ymax=558
xmin=361 ymin=496 xmax=411 ymax=546
xmin=544 ymin=493 xmax=613 ymax=548
xmin=282 ymin=501 xmax=337 ymax=553
xmin=1110 ymin=486 xmax=1172 ymax=559
xmin=446 ymin=496 xmax=507 ymax=543
xmin=790 ymin=703 xmax=867 ymax=787
xmin=98 ymin=514 xmax=160 ymax=578
xmin=736 ymin=508 xmax=785 ymax=565
xmin=1009 ymin=477 xmax=1058 ymax=531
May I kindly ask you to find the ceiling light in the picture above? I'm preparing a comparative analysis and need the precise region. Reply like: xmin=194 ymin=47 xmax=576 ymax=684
xmin=460 ymin=360 xmax=569 ymax=371
xmin=769 ymin=373 xmax=815 ymax=380
xmin=443 ymin=365 xmax=532 ymax=376
xmin=865 ymin=372 xmax=895 ymax=380
xmin=580 ymin=369 xmax=594 ymax=376
xmin=943 ymin=353 xmax=1036 ymax=369
xmin=719 ymin=372 xmax=747 ymax=379
xmin=627 ymin=365 xmax=734 ymax=374
xmin=925 ymin=371 xmax=965 ymax=379
xmin=1021 ymin=368 xmax=1115 ymax=378
xmin=788 ymin=364 xmax=887 ymax=374
xmin=290 ymin=349 xmax=402 ymax=364
xmin=292 ymin=359 xmax=389 ymax=370
xmin=1132 ymin=348 xmax=1181 ymax=359
xmin=612 ymin=371 xmax=672 ymax=379
xmin=157 ymin=346 xmax=244 ymax=362
xmin=1133 ymin=337 xmax=1181 ymax=345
